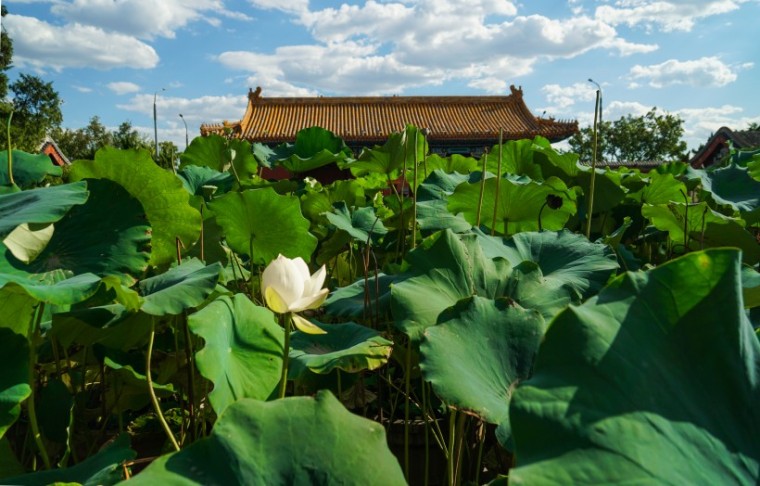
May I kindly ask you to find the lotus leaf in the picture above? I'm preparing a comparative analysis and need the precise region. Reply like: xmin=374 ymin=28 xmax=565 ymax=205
xmin=0 ymin=150 xmax=62 ymax=188
xmin=188 ymin=294 xmax=283 ymax=414
xmin=289 ymin=320 xmax=393 ymax=377
xmin=0 ymin=181 xmax=88 ymax=238
xmin=270 ymin=126 xmax=353 ymax=173
xmin=125 ymin=391 xmax=405 ymax=485
xmin=70 ymin=147 xmax=201 ymax=266
xmin=324 ymin=272 xmax=402 ymax=319
xmin=692 ymin=162 xmax=760 ymax=223
xmin=177 ymin=165 xmax=234 ymax=199
xmin=36 ymin=377 xmax=73 ymax=443
xmin=416 ymin=170 xmax=472 ymax=233
xmin=0 ymin=328 xmax=30 ymax=440
xmin=325 ymin=202 xmax=388 ymax=244
xmin=420 ymin=296 xmax=545 ymax=446
xmin=179 ymin=134 xmax=259 ymax=180
xmin=510 ymin=249 xmax=760 ymax=484
xmin=139 ymin=258 xmax=222 ymax=316
xmin=345 ymin=124 xmax=427 ymax=177
xmin=208 ymin=187 xmax=317 ymax=265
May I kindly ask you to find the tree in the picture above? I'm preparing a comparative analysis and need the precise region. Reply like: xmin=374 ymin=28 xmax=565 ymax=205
xmin=569 ymin=108 xmax=688 ymax=163
xmin=112 ymin=121 xmax=152 ymax=151
xmin=52 ymin=116 xmax=113 ymax=160
xmin=1 ymin=5 xmax=13 ymax=102
xmin=747 ymin=122 xmax=760 ymax=131
xmin=156 ymin=140 xmax=179 ymax=170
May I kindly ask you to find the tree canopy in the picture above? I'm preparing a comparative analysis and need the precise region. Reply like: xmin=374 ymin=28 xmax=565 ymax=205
xmin=568 ymin=108 xmax=688 ymax=163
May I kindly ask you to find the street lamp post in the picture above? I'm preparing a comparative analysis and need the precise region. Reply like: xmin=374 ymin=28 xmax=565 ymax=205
xmin=586 ymin=78 xmax=603 ymax=239
xmin=588 ymin=78 xmax=603 ymax=156
xmin=153 ymin=88 xmax=165 ymax=160
xmin=179 ymin=113 xmax=189 ymax=149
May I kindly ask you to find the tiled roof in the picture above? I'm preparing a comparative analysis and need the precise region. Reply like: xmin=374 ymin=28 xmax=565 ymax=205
xmin=201 ymin=85 xmax=577 ymax=145
xmin=689 ymin=126 xmax=760 ymax=168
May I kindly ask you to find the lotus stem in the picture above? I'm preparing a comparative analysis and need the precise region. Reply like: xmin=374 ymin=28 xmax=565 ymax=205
xmin=182 ymin=315 xmax=197 ymax=443
xmin=447 ymin=409 xmax=457 ymax=486
xmin=28 ymin=303 xmax=51 ymax=470
xmin=400 ymin=138 xmax=409 ymax=255
xmin=681 ymin=190 xmax=689 ymax=251
xmin=491 ymin=130 xmax=503 ymax=236
xmin=586 ymin=90 xmax=601 ymax=239
xmin=6 ymin=111 xmax=14 ymax=186
xmin=200 ymin=205 xmax=205 ymax=262
xmin=538 ymin=201 xmax=548 ymax=232
xmin=476 ymin=148 xmax=488 ymax=227
xmin=423 ymin=379 xmax=430 ymax=486
xmin=249 ymin=237 xmax=255 ymax=299
xmin=412 ymin=138 xmax=419 ymax=249
xmin=474 ymin=420 xmax=486 ymax=485
xmin=404 ymin=338 xmax=412 ymax=481
xmin=147 ymin=317 xmax=181 ymax=452
xmin=453 ymin=412 xmax=467 ymax=485
xmin=278 ymin=312 xmax=293 ymax=399
xmin=336 ymin=369 xmax=342 ymax=400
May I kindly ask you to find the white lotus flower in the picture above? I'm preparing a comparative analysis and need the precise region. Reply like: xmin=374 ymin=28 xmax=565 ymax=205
xmin=261 ymin=254 xmax=328 ymax=334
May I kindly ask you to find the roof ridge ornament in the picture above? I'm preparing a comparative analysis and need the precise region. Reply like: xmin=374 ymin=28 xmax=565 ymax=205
xmin=249 ymin=86 xmax=262 ymax=102
xmin=509 ymin=84 xmax=523 ymax=97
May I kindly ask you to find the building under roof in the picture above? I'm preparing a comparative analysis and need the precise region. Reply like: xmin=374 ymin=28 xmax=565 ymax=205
xmin=689 ymin=126 xmax=760 ymax=168
xmin=200 ymin=85 xmax=578 ymax=156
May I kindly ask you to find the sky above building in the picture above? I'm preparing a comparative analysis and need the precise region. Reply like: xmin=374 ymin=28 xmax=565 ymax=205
xmin=2 ymin=0 xmax=759 ymax=153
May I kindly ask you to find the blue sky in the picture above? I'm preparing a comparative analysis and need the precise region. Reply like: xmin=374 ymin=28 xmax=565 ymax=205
xmin=2 ymin=0 xmax=759 ymax=153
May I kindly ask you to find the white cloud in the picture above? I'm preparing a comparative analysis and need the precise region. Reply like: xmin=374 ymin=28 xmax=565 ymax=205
xmin=51 ymin=0 xmax=240 ymax=39
xmin=542 ymin=82 xmax=599 ymax=110
xmin=595 ymin=0 xmax=749 ymax=32
xmin=676 ymin=104 xmax=756 ymax=148
xmin=248 ymin=0 xmax=310 ymax=15
xmin=4 ymin=14 xmax=159 ymax=70
xmin=73 ymin=85 xmax=93 ymax=93
xmin=107 ymin=81 xmax=142 ymax=95
xmin=629 ymin=56 xmax=741 ymax=88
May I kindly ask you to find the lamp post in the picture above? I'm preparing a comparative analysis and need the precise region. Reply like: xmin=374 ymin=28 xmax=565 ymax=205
xmin=588 ymin=78 xmax=603 ymax=156
xmin=586 ymin=78 xmax=603 ymax=239
xmin=153 ymin=88 xmax=165 ymax=160
xmin=179 ymin=113 xmax=188 ymax=150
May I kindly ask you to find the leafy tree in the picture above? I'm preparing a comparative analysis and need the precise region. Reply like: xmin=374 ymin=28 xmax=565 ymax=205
xmin=112 ymin=121 xmax=152 ymax=151
xmin=156 ymin=140 xmax=179 ymax=170
xmin=569 ymin=108 xmax=688 ymax=163
xmin=1 ymin=5 xmax=13 ymax=102
xmin=0 ymin=74 xmax=63 ymax=152
xmin=52 ymin=118 xmax=153 ymax=161
xmin=747 ymin=122 xmax=759 ymax=131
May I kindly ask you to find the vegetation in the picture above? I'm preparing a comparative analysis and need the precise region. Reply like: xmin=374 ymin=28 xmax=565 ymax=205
xmin=569 ymin=107 xmax=689 ymax=163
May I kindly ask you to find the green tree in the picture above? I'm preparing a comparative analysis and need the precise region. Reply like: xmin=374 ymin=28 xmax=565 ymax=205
xmin=1 ymin=5 xmax=13 ymax=102
xmin=0 ymin=74 xmax=63 ymax=152
xmin=747 ymin=122 xmax=759 ymax=131
xmin=156 ymin=140 xmax=179 ymax=170
xmin=52 ymin=116 xmax=114 ymax=160
xmin=112 ymin=120 xmax=152 ymax=151
xmin=569 ymin=108 xmax=688 ymax=163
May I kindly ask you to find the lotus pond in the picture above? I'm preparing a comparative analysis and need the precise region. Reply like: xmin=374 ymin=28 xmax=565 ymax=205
xmin=0 ymin=126 xmax=759 ymax=485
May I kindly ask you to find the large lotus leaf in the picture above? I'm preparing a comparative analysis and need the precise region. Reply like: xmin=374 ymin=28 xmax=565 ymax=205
xmin=0 ymin=328 xmax=30 ymax=440
xmin=641 ymin=171 xmax=688 ymax=205
xmin=36 ymin=377 xmax=73 ymax=443
xmin=300 ymin=179 xmax=366 ymax=225
xmin=51 ymin=304 xmax=153 ymax=350
xmin=693 ymin=163 xmax=760 ymax=222
xmin=289 ymin=320 xmax=393 ymax=378
xmin=125 ymin=391 xmax=405 ymax=485
xmin=391 ymin=230 xmax=510 ymax=341
xmin=324 ymin=202 xmax=387 ymax=244
xmin=0 ymin=181 xmax=89 ymax=238
xmin=486 ymin=138 xmax=543 ymax=180
xmin=177 ymin=165 xmax=234 ymax=199
xmin=272 ymin=126 xmax=353 ymax=173
xmin=420 ymin=296 xmax=544 ymax=444
xmin=70 ymin=147 xmax=201 ymax=266
xmin=0 ymin=179 xmax=150 ymax=281
xmin=3 ymin=223 xmax=55 ymax=264
xmin=743 ymin=266 xmax=760 ymax=309
xmin=188 ymin=294 xmax=283 ymax=415
xmin=416 ymin=170 xmax=472 ymax=233
xmin=642 ymin=202 xmax=760 ymax=264
xmin=324 ymin=272 xmax=402 ymax=319
xmin=139 ymin=259 xmax=222 ymax=316
xmin=448 ymin=175 xmax=577 ymax=234
xmin=179 ymin=134 xmax=259 ymax=180
xmin=208 ymin=187 xmax=316 ymax=265
xmin=3 ymin=433 xmax=135 ymax=486
xmin=0 ymin=272 xmax=103 ymax=307
xmin=424 ymin=153 xmax=478 ymax=175
xmin=344 ymin=125 xmax=427 ymax=177
xmin=510 ymin=249 xmax=760 ymax=484
xmin=0 ymin=150 xmax=62 ymax=188
xmin=474 ymin=229 xmax=619 ymax=298
xmin=748 ymin=155 xmax=760 ymax=182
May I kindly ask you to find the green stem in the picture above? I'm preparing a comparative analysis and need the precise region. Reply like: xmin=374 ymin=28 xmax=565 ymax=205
xmin=491 ymin=130 xmax=503 ymax=236
xmin=404 ymin=338 xmax=412 ymax=481
xmin=412 ymin=139 xmax=419 ymax=249
xmin=336 ymin=368 xmax=342 ymax=401
xmin=447 ymin=409 xmax=457 ymax=486
xmin=6 ymin=111 xmax=14 ymax=186
xmin=537 ymin=201 xmax=548 ymax=232
xmin=474 ymin=420 xmax=486 ymax=485
xmin=586 ymin=90 xmax=601 ymax=239
xmin=182 ymin=315 xmax=197 ymax=443
xmin=453 ymin=413 xmax=467 ymax=485
xmin=475 ymin=149 xmax=488 ymax=227
xmin=423 ymin=379 xmax=430 ymax=486
xmin=147 ymin=318 xmax=180 ymax=452
xmin=278 ymin=313 xmax=293 ymax=399
xmin=249 ymin=237 xmax=255 ymax=300
xmin=28 ymin=303 xmax=51 ymax=470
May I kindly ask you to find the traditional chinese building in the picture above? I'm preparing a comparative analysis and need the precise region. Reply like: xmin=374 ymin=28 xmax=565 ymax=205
xmin=39 ymin=138 xmax=70 ymax=166
xmin=200 ymin=86 xmax=577 ymax=156
xmin=689 ymin=126 xmax=760 ymax=168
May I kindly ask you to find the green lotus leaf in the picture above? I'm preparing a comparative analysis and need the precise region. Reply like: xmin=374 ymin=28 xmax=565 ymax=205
xmin=188 ymin=294 xmax=283 ymax=415
xmin=208 ymin=187 xmax=316 ymax=265
xmin=0 ymin=328 xmax=30 ymax=440
xmin=289 ymin=320 xmax=393 ymax=377
xmin=0 ymin=179 xmax=151 ymax=282
xmin=51 ymin=304 xmax=152 ymax=350
xmin=177 ymin=165 xmax=234 ymax=199
xmin=300 ymin=179 xmax=366 ymax=225
xmin=420 ymin=296 xmax=545 ymax=445
xmin=3 ymin=222 xmax=54 ymax=264
xmin=391 ymin=230 xmax=510 ymax=341
xmin=3 ymin=433 xmax=135 ymax=486
xmin=0 ymin=437 xmax=24 ymax=477
xmin=179 ymin=134 xmax=259 ymax=180
xmin=325 ymin=202 xmax=388 ymax=244
xmin=95 ymin=346 xmax=174 ymax=412
xmin=701 ymin=163 xmax=760 ymax=223
xmin=641 ymin=171 xmax=688 ymax=205
xmin=125 ymin=391 xmax=405 ymax=486
xmin=272 ymin=126 xmax=353 ymax=173
xmin=36 ymin=377 xmax=73 ymax=443
xmin=139 ymin=259 xmax=222 ymax=316
xmin=0 ymin=181 xmax=89 ymax=238
xmin=642 ymin=202 xmax=760 ymax=264
xmin=0 ymin=150 xmax=62 ymax=188
xmin=487 ymin=138 xmax=543 ymax=180
xmin=344 ymin=124 xmax=427 ymax=177
xmin=324 ymin=272 xmax=402 ymax=320
xmin=742 ymin=266 xmax=760 ymax=309
xmin=474 ymin=229 xmax=619 ymax=298
xmin=448 ymin=175 xmax=577 ymax=234
xmin=510 ymin=249 xmax=760 ymax=484
xmin=424 ymin=153 xmax=478 ymax=175
xmin=70 ymin=147 xmax=201 ymax=266
xmin=0 ymin=272 xmax=103 ymax=307
xmin=416 ymin=170 xmax=472 ymax=233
